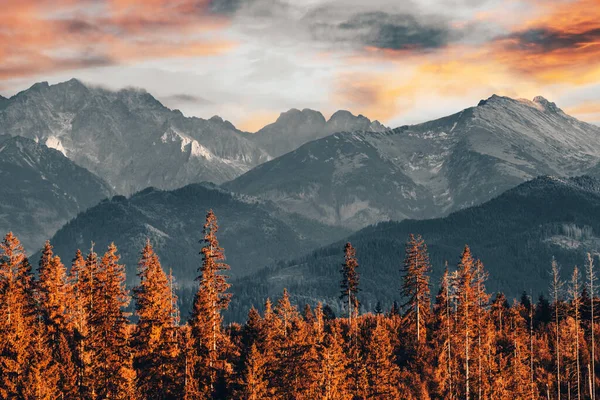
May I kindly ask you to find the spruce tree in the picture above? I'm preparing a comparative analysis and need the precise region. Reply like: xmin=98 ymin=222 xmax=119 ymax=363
xmin=37 ymin=241 xmax=78 ymax=398
xmin=401 ymin=234 xmax=431 ymax=347
xmin=88 ymin=243 xmax=134 ymax=399
xmin=340 ymin=242 xmax=360 ymax=323
xmin=132 ymin=239 xmax=181 ymax=399
xmin=237 ymin=344 xmax=269 ymax=400
xmin=189 ymin=210 xmax=233 ymax=399
xmin=0 ymin=233 xmax=58 ymax=398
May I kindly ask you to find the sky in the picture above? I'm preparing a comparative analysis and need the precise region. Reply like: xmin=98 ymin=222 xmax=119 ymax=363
xmin=1 ymin=0 xmax=600 ymax=131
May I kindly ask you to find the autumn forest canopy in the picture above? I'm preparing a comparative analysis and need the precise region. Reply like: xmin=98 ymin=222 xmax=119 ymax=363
xmin=2 ymin=210 xmax=600 ymax=399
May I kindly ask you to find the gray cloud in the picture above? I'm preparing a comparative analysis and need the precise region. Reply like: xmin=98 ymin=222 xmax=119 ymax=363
xmin=162 ymin=94 xmax=213 ymax=105
xmin=207 ymin=0 xmax=246 ymax=15
xmin=337 ymin=11 xmax=454 ymax=50
xmin=502 ymin=27 xmax=600 ymax=53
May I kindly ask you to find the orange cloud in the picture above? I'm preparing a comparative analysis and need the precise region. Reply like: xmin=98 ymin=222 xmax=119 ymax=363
xmin=0 ymin=0 xmax=235 ymax=81
xmin=489 ymin=0 xmax=600 ymax=84
xmin=566 ymin=101 xmax=600 ymax=123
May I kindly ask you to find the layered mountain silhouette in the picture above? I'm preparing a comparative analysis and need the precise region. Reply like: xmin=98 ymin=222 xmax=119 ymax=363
xmin=0 ymin=79 xmax=386 ymax=195
xmin=0 ymin=135 xmax=113 ymax=252
xmin=228 ymin=176 xmax=600 ymax=319
xmin=226 ymin=95 xmax=600 ymax=229
xmin=40 ymin=183 xmax=350 ymax=286
xmin=246 ymin=108 xmax=387 ymax=157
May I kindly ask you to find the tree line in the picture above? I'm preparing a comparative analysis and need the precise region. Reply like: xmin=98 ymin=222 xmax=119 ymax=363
xmin=1 ymin=210 xmax=600 ymax=399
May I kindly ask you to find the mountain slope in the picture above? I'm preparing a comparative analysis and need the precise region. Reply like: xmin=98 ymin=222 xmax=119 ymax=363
xmin=0 ymin=79 xmax=270 ymax=194
xmin=0 ymin=135 xmax=113 ymax=252
xmin=43 ymin=183 xmax=350 ymax=286
xmin=226 ymin=176 xmax=600 ymax=318
xmin=226 ymin=95 xmax=600 ymax=228
xmin=247 ymin=108 xmax=388 ymax=158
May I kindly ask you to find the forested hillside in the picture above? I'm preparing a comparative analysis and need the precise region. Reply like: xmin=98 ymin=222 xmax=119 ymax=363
xmin=1 ymin=212 xmax=599 ymax=399
xmin=229 ymin=176 xmax=600 ymax=319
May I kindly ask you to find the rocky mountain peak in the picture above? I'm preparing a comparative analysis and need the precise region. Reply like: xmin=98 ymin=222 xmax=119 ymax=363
xmin=533 ymin=95 xmax=561 ymax=113
xmin=274 ymin=108 xmax=326 ymax=126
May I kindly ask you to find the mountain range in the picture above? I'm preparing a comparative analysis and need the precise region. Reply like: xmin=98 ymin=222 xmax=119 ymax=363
xmin=3 ymin=79 xmax=600 ymax=321
xmin=0 ymin=79 xmax=386 ymax=195
xmin=245 ymin=108 xmax=388 ymax=157
xmin=0 ymin=135 xmax=113 ymax=252
xmin=226 ymin=95 xmax=600 ymax=229
xmin=41 ymin=183 xmax=350 ymax=287
xmin=227 ymin=175 xmax=600 ymax=320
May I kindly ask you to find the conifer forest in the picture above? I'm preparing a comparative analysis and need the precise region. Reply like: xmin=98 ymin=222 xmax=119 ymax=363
xmin=1 ymin=209 xmax=600 ymax=399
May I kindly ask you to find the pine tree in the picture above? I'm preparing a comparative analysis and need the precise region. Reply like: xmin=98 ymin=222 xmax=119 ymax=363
xmin=237 ymin=344 xmax=269 ymax=400
xmin=432 ymin=266 xmax=456 ymax=399
xmin=319 ymin=326 xmax=350 ymax=400
xmin=0 ymin=233 xmax=58 ymax=398
xmin=571 ymin=266 xmax=583 ymax=400
xmin=68 ymin=248 xmax=94 ymax=397
xmin=365 ymin=321 xmax=400 ymax=399
xmin=132 ymin=239 xmax=182 ymax=399
xmin=587 ymin=253 xmax=597 ymax=400
xmin=455 ymin=245 xmax=477 ymax=400
xmin=88 ymin=243 xmax=134 ymax=399
xmin=189 ymin=210 xmax=233 ymax=399
xmin=551 ymin=257 xmax=565 ymax=400
xmin=37 ymin=241 xmax=78 ymax=398
xmin=401 ymin=234 xmax=431 ymax=348
xmin=340 ymin=242 xmax=360 ymax=323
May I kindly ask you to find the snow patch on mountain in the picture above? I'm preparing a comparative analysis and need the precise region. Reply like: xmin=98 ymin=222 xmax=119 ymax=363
xmin=45 ymin=136 xmax=66 ymax=155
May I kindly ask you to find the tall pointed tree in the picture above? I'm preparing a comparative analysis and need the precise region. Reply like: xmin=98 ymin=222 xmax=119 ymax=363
xmin=88 ymin=243 xmax=134 ymax=399
xmin=432 ymin=266 xmax=456 ymax=399
xmin=340 ymin=242 xmax=360 ymax=323
xmin=587 ymin=253 xmax=597 ymax=400
xmin=132 ymin=239 xmax=182 ymax=399
xmin=401 ymin=234 xmax=431 ymax=348
xmin=237 ymin=343 xmax=269 ymax=400
xmin=0 ymin=233 xmax=58 ymax=398
xmin=551 ymin=257 xmax=565 ymax=400
xmin=455 ymin=245 xmax=477 ymax=400
xmin=189 ymin=209 xmax=233 ymax=399
xmin=37 ymin=241 xmax=78 ymax=398
xmin=571 ymin=266 xmax=583 ymax=400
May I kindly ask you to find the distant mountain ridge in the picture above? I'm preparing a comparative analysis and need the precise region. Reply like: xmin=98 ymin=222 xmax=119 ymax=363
xmin=41 ymin=182 xmax=350 ymax=287
xmin=228 ymin=175 xmax=600 ymax=319
xmin=0 ymin=79 xmax=272 ymax=194
xmin=226 ymin=95 xmax=600 ymax=229
xmin=0 ymin=79 xmax=387 ymax=194
xmin=247 ymin=107 xmax=388 ymax=157
xmin=0 ymin=135 xmax=113 ymax=252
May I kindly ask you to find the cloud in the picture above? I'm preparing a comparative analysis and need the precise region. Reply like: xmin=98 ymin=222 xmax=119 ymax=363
xmin=337 ymin=12 xmax=454 ymax=51
xmin=0 ymin=0 xmax=235 ymax=81
xmin=502 ymin=27 xmax=600 ymax=53
xmin=161 ymin=93 xmax=213 ymax=105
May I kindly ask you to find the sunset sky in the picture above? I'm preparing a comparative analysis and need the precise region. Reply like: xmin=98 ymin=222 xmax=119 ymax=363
xmin=1 ymin=0 xmax=599 ymax=131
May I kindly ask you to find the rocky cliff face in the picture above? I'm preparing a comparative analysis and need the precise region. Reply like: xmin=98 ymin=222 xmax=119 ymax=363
xmin=0 ymin=79 xmax=271 ymax=194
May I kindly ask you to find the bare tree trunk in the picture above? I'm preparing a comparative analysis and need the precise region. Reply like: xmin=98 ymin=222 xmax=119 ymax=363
xmin=466 ymin=292 xmax=470 ymax=400
xmin=552 ymin=259 xmax=563 ymax=400
xmin=588 ymin=253 xmax=597 ymax=400
xmin=531 ymin=293 xmax=535 ymax=400
xmin=446 ymin=270 xmax=453 ymax=399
